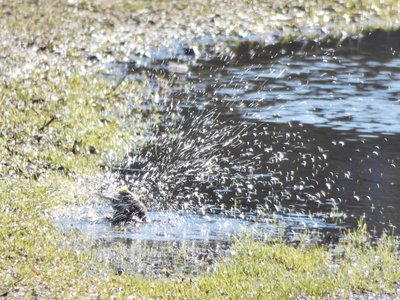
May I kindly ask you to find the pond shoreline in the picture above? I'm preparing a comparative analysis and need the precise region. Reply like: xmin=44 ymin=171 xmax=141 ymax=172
xmin=1 ymin=1 xmax=400 ymax=298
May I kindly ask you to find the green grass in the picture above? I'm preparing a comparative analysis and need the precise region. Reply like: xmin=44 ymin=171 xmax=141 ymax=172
xmin=0 ymin=70 xmax=147 ymax=178
xmin=122 ymin=229 xmax=399 ymax=299
xmin=0 ymin=70 xmax=152 ymax=297
xmin=1 ymin=0 xmax=400 ymax=298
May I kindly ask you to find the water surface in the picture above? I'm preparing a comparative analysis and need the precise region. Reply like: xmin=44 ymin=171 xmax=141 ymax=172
xmin=139 ymin=39 xmax=400 ymax=233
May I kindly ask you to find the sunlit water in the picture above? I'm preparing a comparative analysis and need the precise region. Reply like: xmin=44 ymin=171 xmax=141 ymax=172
xmin=135 ymin=39 xmax=400 ymax=233
xmin=57 ymin=207 xmax=340 ymax=242
xmin=56 ymin=36 xmax=400 ymax=275
xmin=191 ymin=54 xmax=400 ymax=135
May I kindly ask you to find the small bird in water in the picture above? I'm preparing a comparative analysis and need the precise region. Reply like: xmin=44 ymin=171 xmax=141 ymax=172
xmin=100 ymin=187 xmax=148 ymax=226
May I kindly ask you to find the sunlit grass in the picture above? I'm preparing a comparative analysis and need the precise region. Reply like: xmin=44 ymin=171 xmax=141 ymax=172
xmin=123 ymin=229 xmax=400 ymax=299
xmin=0 ymin=70 xmax=147 ymax=178
xmin=0 ymin=69 xmax=151 ymax=297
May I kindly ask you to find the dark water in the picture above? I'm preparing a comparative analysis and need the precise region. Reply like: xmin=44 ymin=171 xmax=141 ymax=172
xmin=189 ymin=53 xmax=400 ymax=135
xmin=131 ymin=38 xmax=400 ymax=235
xmin=57 ymin=35 xmax=400 ymax=276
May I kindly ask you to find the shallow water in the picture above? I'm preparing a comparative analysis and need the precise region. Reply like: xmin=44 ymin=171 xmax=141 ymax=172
xmin=57 ymin=36 xmax=400 ymax=276
xmin=57 ymin=208 xmax=340 ymax=242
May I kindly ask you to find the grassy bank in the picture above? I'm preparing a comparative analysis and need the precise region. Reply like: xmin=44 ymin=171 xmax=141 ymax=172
xmin=0 ymin=72 xmax=151 ymax=297
xmin=1 ymin=0 xmax=400 ymax=298
xmin=133 ymin=230 xmax=400 ymax=299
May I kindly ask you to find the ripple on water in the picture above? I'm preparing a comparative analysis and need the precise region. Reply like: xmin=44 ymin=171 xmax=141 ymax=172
xmin=56 ymin=207 xmax=343 ymax=243
xmin=178 ymin=48 xmax=400 ymax=135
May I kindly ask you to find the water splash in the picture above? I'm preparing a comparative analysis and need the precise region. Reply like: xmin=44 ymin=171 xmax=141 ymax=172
xmin=118 ymin=89 xmax=340 ymax=232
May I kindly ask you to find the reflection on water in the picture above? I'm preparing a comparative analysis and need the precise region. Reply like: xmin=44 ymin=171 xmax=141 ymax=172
xmin=182 ymin=49 xmax=400 ymax=136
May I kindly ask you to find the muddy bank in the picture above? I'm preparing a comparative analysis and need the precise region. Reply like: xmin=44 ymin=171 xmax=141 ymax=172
xmin=1 ymin=1 xmax=399 ymax=79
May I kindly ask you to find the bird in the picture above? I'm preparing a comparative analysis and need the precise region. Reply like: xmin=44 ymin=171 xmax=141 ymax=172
xmin=100 ymin=187 xmax=148 ymax=226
